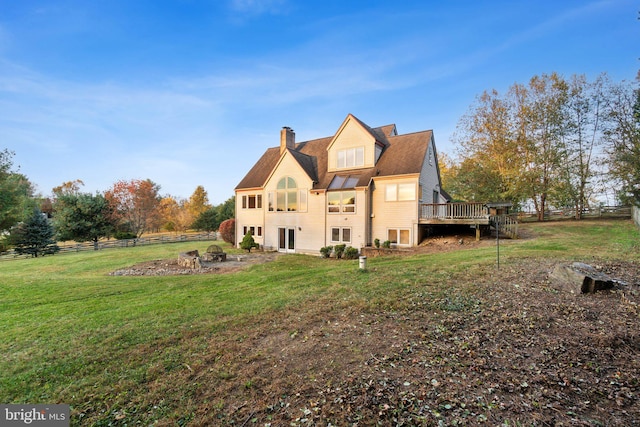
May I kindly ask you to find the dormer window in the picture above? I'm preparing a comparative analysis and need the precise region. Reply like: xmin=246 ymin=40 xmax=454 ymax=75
xmin=337 ymin=147 xmax=364 ymax=169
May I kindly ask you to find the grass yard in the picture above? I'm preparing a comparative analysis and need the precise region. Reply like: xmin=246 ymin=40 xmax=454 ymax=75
xmin=1 ymin=219 xmax=639 ymax=426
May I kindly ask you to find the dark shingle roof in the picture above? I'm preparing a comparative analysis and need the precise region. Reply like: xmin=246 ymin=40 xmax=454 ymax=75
xmin=235 ymin=118 xmax=433 ymax=191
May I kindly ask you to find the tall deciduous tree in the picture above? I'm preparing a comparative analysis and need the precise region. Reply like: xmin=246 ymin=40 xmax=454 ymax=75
xmin=11 ymin=207 xmax=59 ymax=257
xmin=52 ymin=179 xmax=85 ymax=197
xmin=556 ymin=74 xmax=607 ymax=218
xmin=518 ymin=73 xmax=568 ymax=220
xmin=453 ymin=72 xmax=614 ymax=220
xmin=0 ymin=150 xmax=36 ymax=233
xmin=105 ymin=179 xmax=161 ymax=237
xmin=158 ymin=196 xmax=191 ymax=233
xmin=604 ymin=76 xmax=640 ymax=205
xmin=53 ymin=193 xmax=116 ymax=250
xmin=454 ymin=88 xmax=524 ymax=204
xmin=186 ymin=185 xmax=210 ymax=219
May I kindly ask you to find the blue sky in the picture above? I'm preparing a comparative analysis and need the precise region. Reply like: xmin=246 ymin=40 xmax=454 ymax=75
xmin=1 ymin=0 xmax=637 ymax=204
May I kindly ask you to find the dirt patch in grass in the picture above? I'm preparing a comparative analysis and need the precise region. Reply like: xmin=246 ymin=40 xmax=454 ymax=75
xmin=108 ymin=252 xmax=281 ymax=276
xmin=108 ymin=232 xmax=513 ymax=276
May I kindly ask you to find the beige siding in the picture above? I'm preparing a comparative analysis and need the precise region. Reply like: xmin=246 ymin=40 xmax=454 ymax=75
xmin=263 ymin=153 xmax=325 ymax=254
xmin=370 ymin=177 xmax=419 ymax=246
xmin=325 ymin=189 xmax=368 ymax=249
xmin=235 ymin=189 xmax=266 ymax=246
xmin=327 ymin=117 xmax=376 ymax=172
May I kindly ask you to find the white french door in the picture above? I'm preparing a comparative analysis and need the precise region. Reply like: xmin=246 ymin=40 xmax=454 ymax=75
xmin=278 ymin=227 xmax=295 ymax=253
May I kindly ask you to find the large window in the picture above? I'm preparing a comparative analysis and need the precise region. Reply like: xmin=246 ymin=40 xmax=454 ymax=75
xmin=337 ymin=147 xmax=364 ymax=168
xmin=328 ymin=190 xmax=355 ymax=213
xmin=385 ymin=183 xmax=416 ymax=201
xmin=331 ymin=227 xmax=351 ymax=243
xmin=388 ymin=228 xmax=410 ymax=246
xmin=268 ymin=177 xmax=307 ymax=212
xmin=241 ymin=194 xmax=262 ymax=209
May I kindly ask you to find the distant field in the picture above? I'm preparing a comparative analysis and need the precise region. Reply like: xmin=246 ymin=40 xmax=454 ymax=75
xmin=1 ymin=219 xmax=638 ymax=426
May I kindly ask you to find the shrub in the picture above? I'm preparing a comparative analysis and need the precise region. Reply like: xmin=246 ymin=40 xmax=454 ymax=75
xmin=334 ymin=244 xmax=346 ymax=259
xmin=240 ymin=231 xmax=259 ymax=252
xmin=343 ymin=246 xmax=359 ymax=259
xmin=114 ymin=231 xmax=137 ymax=240
xmin=319 ymin=245 xmax=333 ymax=258
xmin=219 ymin=218 xmax=235 ymax=245
xmin=382 ymin=240 xmax=391 ymax=248
xmin=374 ymin=238 xmax=380 ymax=248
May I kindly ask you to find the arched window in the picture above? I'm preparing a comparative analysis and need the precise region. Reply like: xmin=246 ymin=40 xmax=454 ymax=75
xmin=276 ymin=177 xmax=298 ymax=211
xmin=268 ymin=177 xmax=306 ymax=212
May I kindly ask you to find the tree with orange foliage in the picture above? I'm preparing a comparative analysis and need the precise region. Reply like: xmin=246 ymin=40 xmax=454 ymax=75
xmin=158 ymin=195 xmax=192 ymax=233
xmin=52 ymin=179 xmax=85 ymax=197
xmin=104 ymin=179 xmax=161 ymax=238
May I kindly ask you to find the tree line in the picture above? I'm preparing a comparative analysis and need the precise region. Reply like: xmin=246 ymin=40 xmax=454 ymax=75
xmin=0 ymin=169 xmax=235 ymax=256
xmin=442 ymin=72 xmax=639 ymax=221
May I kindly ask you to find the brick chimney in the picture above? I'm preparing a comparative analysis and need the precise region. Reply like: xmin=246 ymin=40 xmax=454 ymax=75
xmin=280 ymin=126 xmax=295 ymax=154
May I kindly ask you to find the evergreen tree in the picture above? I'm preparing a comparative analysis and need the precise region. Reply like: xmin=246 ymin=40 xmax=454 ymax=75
xmin=191 ymin=207 xmax=219 ymax=234
xmin=240 ymin=231 xmax=258 ymax=252
xmin=11 ymin=208 xmax=59 ymax=257
xmin=53 ymin=193 xmax=116 ymax=250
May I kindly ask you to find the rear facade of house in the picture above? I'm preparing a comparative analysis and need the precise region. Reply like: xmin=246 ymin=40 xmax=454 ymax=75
xmin=235 ymin=114 xmax=448 ymax=255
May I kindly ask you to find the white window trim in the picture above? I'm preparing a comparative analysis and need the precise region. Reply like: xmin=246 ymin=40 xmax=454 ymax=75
xmin=327 ymin=190 xmax=356 ymax=214
xmin=387 ymin=228 xmax=411 ymax=246
xmin=385 ymin=183 xmax=416 ymax=202
xmin=330 ymin=227 xmax=352 ymax=243
xmin=337 ymin=147 xmax=364 ymax=169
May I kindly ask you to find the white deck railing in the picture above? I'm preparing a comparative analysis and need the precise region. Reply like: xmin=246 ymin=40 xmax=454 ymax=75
xmin=419 ymin=202 xmax=488 ymax=220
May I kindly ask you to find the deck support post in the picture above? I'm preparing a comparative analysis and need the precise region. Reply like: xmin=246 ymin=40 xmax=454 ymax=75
xmin=475 ymin=225 xmax=480 ymax=241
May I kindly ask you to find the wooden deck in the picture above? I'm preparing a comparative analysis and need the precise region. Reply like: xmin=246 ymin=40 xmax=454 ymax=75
xmin=419 ymin=203 xmax=518 ymax=239
xmin=419 ymin=202 xmax=490 ymax=225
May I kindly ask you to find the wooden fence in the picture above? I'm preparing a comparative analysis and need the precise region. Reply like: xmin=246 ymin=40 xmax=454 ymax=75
xmin=0 ymin=233 xmax=219 ymax=261
xmin=517 ymin=206 xmax=632 ymax=222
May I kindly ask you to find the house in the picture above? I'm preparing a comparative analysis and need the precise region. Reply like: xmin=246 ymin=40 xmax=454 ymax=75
xmin=234 ymin=114 xmax=450 ymax=254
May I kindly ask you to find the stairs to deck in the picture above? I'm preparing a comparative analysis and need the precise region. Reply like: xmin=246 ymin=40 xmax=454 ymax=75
xmin=490 ymin=215 xmax=518 ymax=239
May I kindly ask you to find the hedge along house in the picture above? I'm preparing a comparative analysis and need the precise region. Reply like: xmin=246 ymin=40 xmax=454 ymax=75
xmin=234 ymin=114 xmax=450 ymax=255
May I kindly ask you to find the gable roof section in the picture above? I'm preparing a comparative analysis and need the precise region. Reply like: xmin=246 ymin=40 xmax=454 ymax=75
xmin=235 ymin=116 xmax=433 ymax=191
xmin=235 ymin=147 xmax=281 ymax=190
xmin=288 ymin=148 xmax=318 ymax=183
xmin=374 ymin=130 xmax=432 ymax=177
xmin=327 ymin=113 xmax=391 ymax=153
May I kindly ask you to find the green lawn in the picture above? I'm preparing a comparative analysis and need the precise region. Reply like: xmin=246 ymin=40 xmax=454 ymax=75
xmin=0 ymin=220 xmax=638 ymax=425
